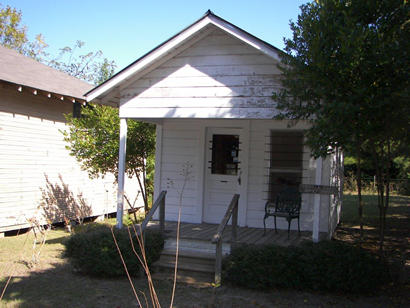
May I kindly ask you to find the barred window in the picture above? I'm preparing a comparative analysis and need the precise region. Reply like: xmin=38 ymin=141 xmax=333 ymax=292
xmin=268 ymin=131 xmax=304 ymax=201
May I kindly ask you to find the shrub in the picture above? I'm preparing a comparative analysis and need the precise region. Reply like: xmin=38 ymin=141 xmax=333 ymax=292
xmin=64 ymin=223 xmax=164 ymax=277
xmin=222 ymin=241 xmax=388 ymax=294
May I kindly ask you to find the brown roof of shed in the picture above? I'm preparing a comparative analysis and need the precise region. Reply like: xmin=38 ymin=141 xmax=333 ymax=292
xmin=0 ymin=45 xmax=93 ymax=99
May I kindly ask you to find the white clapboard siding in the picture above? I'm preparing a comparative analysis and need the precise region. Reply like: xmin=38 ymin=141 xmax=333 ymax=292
xmin=120 ymin=29 xmax=282 ymax=119
xmin=120 ymin=107 xmax=278 ymax=119
xmin=161 ymin=54 xmax=275 ymax=68
xmin=135 ymin=75 xmax=281 ymax=89
xmin=124 ymin=85 xmax=279 ymax=99
xmin=0 ymin=88 xmax=141 ymax=232
xmin=193 ymin=31 xmax=242 ymax=46
xmin=141 ymin=63 xmax=280 ymax=79
xmin=180 ymin=39 xmax=257 ymax=56
xmin=157 ymin=120 xmax=201 ymax=223
xmin=154 ymin=118 xmax=331 ymax=232
xmin=122 ymin=97 xmax=279 ymax=109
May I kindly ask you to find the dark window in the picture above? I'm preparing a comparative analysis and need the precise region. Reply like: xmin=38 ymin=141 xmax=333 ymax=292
xmin=73 ymin=102 xmax=82 ymax=118
xmin=268 ymin=131 xmax=303 ymax=201
xmin=73 ymin=102 xmax=94 ymax=118
xmin=211 ymin=134 xmax=239 ymax=175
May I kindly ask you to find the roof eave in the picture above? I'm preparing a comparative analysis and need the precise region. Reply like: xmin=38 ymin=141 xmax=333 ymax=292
xmin=0 ymin=79 xmax=87 ymax=103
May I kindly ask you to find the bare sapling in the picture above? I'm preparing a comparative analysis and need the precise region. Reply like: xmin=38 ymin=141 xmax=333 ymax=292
xmin=110 ymin=227 xmax=144 ymax=308
xmin=125 ymin=191 xmax=144 ymax=223
xmin=169 ymin=161 xmax=192 ymax=308
xmin=26 ymin=216 xmax=50 ymax=266
xmin=110 ymin=223 xmax=161 ymax=308
xmin=111 ymin=161 xmax=192 ymax=307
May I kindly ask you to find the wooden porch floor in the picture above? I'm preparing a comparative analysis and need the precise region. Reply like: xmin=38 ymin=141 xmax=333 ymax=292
xmin=145 ymin=221 xmax=314 ymax=247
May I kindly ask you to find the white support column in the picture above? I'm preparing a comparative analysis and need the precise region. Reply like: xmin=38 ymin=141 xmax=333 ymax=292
xmin=195 ymin=124 xmax=206 ymax=224
xmin=312 ymin=157 xmax=323 ymax=242
xmin=116 ymin=118 xmax=128 ymax=229
xmin=238 ymin=120 xmax=250 ymax=227
xmin=153 ymin=124 xmax=163 ymax=220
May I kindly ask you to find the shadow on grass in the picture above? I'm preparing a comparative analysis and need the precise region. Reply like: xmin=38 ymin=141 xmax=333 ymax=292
xmin=335 ymin=194 xmax=409 ymax=280
xmin=1 ymin=260 xmax=407 ymax=308
xmin=44 ymin=235 xmax=69 ymax=246
xmin=1 ymin=262 xmax=151 ymax=308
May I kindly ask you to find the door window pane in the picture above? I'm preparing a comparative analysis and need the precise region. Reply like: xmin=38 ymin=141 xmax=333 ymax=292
xmin=211 ymin=134 xmax=239 ymax=175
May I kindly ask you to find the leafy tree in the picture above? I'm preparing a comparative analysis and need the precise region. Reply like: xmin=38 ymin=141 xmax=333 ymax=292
xmin=94 ymin=58 xmax=116 ymax=86
xmin=63 ymin=105 xmax=156 ymax=212
xmin=0 ymin=4 xmax=48 ymax=60
xmin=0 ymin=4 xmax=26 ymax=52
xmin=48 ymin=40 xmax=116 ymax=85
xmin=273 ymin=0 xmax=409 ymax=250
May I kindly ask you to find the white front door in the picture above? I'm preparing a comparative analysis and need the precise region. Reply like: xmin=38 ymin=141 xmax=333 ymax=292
xmin=203 ymin=128 xmax=242 ymax=224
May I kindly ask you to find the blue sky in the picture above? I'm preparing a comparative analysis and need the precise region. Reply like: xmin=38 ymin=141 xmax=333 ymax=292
xmin=2 ymin=0 xmax=308 ymax=71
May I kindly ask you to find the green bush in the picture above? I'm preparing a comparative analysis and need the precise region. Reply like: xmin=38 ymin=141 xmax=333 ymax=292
xmin=222 ymin=241 xmax=388 ymax=293
xmin=64 ymin=223 xmax=164 ymax=277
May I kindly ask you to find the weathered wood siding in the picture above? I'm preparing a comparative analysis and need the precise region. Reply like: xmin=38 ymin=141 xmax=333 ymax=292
xmin=119 ymin=27 xmax=281 ymax=119
xmin=156 ymin=120 xmax=202 ymax=223
xmin=0 ymin=86 xmax=140 ymax=232
xmin=155 ymin=119 xmax=332 ymax=232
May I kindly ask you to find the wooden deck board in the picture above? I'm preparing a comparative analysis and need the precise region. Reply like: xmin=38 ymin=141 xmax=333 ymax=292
xmin=146 ymin=221 xmax=313 ymax=246
xmin=241 ymin=228 xmax=263 ymax=244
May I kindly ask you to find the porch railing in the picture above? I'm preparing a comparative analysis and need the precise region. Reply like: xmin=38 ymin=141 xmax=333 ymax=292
xmin=140 ymin=190 xmax=167 ymax=234
xmin=212 ymin=193 xmax=240 ymax=286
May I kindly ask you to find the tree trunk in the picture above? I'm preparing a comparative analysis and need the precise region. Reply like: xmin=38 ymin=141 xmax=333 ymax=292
xmin=142 ymin=156 xmax=148 ymax=212
xmin=356 ymin=143 xmax=364 ymax=244
xmin=135 ymin=168 xmax=148 ymax=213
xmin=371 ymin=141 xmax=389 ymax=255
xmin=379 ymin=139 xmax=392 ymax=254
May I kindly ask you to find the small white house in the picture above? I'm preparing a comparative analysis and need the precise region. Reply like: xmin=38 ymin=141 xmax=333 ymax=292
xmin=0 ymin=45 xmax=141 ymax=234
xmin=86 ymin=11 xmax=343 ymax=241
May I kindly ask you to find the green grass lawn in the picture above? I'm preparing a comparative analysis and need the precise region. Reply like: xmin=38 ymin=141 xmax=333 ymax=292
xmin=1 ymin=203 xmax=409 ymax=307
xmin=341 ymin=193 xmax=410 ymax=229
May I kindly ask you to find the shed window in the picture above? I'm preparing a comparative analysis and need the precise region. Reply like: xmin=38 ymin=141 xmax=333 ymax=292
xmin=268 ymin=131 xmax=303 ymax=201
xmin=73 ymin=102 xmax=82 ymax=118
xmin=211 ymin=134 xmax=239 ymax=175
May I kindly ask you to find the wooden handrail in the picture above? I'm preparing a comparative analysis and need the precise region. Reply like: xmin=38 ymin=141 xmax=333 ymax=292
xmin=140 ymin=190 xmax=167 ymax=233
xmin=212 ymin=193 xmax=239 ymax=286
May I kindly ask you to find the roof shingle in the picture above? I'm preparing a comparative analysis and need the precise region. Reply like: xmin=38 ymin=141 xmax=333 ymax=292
xmin=0 ymin=45 xmax=93 ymax=99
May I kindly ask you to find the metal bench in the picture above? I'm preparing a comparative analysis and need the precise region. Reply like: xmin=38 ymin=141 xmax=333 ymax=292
xmin=263 ymin=187 xmax=301 ymax=238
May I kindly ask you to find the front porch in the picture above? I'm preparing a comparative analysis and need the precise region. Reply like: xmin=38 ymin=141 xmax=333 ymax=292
xmin=145 ymin=221 xmax=320 ymax=247
xmin=144 ymin=218 xmax=327 ymax=286
xmin=138 ymin=190 xmax=333 ymax=286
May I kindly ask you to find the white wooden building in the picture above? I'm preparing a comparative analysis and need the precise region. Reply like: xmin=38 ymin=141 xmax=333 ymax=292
xmin=0 ymin=45 xmax=140 ymax=234
xmin=86 ymin=11 xmax=343 ymax=241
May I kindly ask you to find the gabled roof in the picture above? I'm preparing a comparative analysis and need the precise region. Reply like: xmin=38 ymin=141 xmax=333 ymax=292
xmin=0 ymin=45 xmax=93 ymax=100
xmin=85 ymin=10 xmax=284 ymax=103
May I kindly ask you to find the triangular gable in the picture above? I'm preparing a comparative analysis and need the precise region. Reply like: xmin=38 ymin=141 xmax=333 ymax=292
xmin=85 ymin=10 xmax=283 ymax=103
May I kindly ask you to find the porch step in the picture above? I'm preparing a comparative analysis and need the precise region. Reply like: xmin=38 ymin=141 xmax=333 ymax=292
xmin=164 ymin=238 xmax=231 ymax=255
xmin=153 ymin=238 xmax=227 ymax=286
xmin=153 ymin=248 xmax=216 ymax=286
xmin=155 ymin=248 xmax=215 ymax=273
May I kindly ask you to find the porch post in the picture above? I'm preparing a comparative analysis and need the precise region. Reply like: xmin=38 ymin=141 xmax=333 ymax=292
xmin=116 ymin=118 xmax=128 ymax=229
xmin=312 ymin=157 xmax=322 ymax=242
